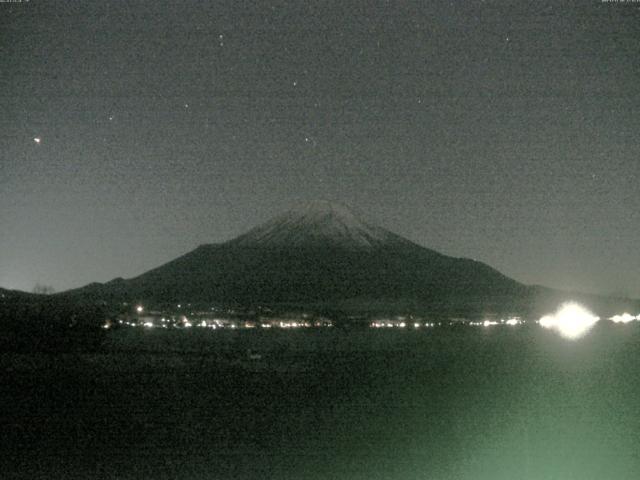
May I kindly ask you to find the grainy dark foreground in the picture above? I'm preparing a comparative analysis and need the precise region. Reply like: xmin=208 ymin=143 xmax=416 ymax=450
xmin=2 ymin=326 xmax=640 ymax=480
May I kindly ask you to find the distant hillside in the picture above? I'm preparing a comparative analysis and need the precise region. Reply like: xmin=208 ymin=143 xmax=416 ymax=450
xmin=0 ymin=288 xmax=39 ymax=301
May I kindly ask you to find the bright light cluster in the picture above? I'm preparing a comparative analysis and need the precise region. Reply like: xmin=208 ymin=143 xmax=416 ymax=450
xmin=467 ymin=317 xmax=521 ymax=327
xmin=539 ymin=302 xmax=600 ymax=339
xmin=609 ymin=313 xmax=638 ymax=324
xmin=370 ymin=320 xmax=436 ymax=328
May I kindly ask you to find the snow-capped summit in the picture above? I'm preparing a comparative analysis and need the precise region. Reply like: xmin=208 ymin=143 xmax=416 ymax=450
xmin=230 ymin=200 xmax=404 ymax=249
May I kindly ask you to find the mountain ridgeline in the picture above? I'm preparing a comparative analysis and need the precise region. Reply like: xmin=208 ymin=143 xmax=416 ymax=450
xmin=60 ymin=202 xmax=637 ymax=317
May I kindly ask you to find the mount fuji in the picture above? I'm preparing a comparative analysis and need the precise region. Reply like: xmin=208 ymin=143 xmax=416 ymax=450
xmin=59 ymin=201 xmax=637 ymax=317
xmin=59 ymin=202 xmax=525 ymax=313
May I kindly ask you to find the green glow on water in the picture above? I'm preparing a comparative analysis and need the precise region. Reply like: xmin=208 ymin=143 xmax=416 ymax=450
xmin=2 ymin=325 xmax=640 ymax=479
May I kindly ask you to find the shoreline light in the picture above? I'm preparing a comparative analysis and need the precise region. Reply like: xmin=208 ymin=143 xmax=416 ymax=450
xmin=609 ymin=313 xmax=636 ymax=324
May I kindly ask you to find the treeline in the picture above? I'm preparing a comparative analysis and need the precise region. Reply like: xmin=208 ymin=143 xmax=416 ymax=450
xmin=0 ymin=295 xmax=108 ymax=352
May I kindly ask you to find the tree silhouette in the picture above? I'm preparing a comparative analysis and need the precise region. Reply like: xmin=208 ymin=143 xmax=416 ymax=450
xmin=32 ymin=283 xmax=56 ymax=295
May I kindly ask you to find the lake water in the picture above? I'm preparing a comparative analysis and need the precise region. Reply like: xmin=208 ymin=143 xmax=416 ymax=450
xmin=2 ymin=324 xmax=640 ymax=479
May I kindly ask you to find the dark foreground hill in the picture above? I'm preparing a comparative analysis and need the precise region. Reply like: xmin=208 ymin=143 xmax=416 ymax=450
xmin=57 ymin=201 xmax=638 ymax=318
xmin=0 ymin=288 xmax=107 ymax=352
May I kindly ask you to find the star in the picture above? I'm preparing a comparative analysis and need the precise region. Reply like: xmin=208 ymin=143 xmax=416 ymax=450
xmin=293 ymin=80 xmax=297 ymax=87
xmin=108 ymin=115 xmax=114 ymax=121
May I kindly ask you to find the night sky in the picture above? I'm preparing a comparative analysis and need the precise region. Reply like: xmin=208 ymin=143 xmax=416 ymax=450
xmin=1 ymin=1 xmax=639 ymax=297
